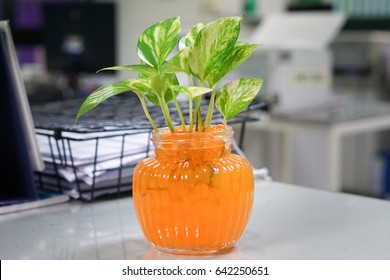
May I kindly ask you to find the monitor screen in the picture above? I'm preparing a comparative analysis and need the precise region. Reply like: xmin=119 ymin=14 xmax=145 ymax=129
xmin=43 ymin=2 xmax=116 ymax=74
xmin=0 ymin=20 xmax=44 ymax=203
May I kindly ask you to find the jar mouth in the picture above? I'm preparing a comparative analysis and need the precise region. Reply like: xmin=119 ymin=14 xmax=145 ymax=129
xmin=152 ymin=125 xmax=234 ymax=145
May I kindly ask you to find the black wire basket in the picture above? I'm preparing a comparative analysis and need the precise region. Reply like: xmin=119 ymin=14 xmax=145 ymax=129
xmin=31 ymin=95 xmax=264 ymax=201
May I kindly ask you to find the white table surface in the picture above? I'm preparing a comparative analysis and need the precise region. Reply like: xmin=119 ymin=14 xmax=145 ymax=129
xmin=1 ymin=180 xmax=390 ymax=260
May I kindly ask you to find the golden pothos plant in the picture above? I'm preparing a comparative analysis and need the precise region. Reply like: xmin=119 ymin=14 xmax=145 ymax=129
xmin=75 ymin=15 xmax=263 ymax=132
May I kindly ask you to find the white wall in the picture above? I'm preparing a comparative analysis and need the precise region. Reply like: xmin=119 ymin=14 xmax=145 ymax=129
xmin=96 ymin=0 xmax=290 ymax=78
xmin=98 ymin=0 xmax=244 ymax=79
xmin=258 ymin=0 xmax=288 ymax=16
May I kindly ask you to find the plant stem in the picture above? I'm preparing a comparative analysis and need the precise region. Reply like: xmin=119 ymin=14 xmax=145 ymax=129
xmin=194 ymin=96 xmax=202 ymax=131
xmin=139 ymin=96 xmax=159 ymax=132
xmin=189 ymin=98 xmax=193 ymax=132
xmin=204 ymin=87 xmax=217 ymax=131
xmin=194 ymin=80 xmax=204 ymax=131
xmin=173 ymin=95 xmax=186 ymax=130
xmin=188 ymin=74 xmax=195 ymax=132
xmin=189 ymin=75 xmax=195 ymax=87
xmin=159 ymin=94 xmax=175 ymax=132
xmin=162 ymin=102 xmax=175 ymax=132
xmin=197 ymin=109 xmax=203 ymax=132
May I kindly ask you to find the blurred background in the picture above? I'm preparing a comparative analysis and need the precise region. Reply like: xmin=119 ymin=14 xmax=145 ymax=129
xmin=2 ymin=0 xmax=390 ymax=199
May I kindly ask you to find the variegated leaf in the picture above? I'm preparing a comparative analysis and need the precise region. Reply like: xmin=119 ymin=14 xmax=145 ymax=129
xmin=97 ymin=64 xmax=157 ymax=77
xmin=189 ymin=16 xmax=242 ymax=81
xmin=126 ymin=78 xmax=157 ymax=96
xmin=137 ymin=60 xmax=155 ymax=79
xmin=145 ymin=74 xmax=177 ymax=105
xmin=75 ymin=81 xmax=131 ymax=123
xmin=216 ymin=78 xmax=262 ymax=120
xmin=161 ymin=73 xmax=179 ymax=102
xmin=205 ymin=43 xmax=259 ymax=87
xmin=137 ymin=17 xmax=181 ymax=69
xmin=161 ymin=47 xmax=191 ymax=74
xmin=178 ymin=22 xmax=205 ymax=51
xmin=235 ymin=41 xmax=249 ymax=46
xmin=169 ymin=85 xmax=211 ymax=99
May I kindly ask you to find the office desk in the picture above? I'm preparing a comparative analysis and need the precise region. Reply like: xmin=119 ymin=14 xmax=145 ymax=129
xmin=0 ymin=180 xmax=390 ymax=260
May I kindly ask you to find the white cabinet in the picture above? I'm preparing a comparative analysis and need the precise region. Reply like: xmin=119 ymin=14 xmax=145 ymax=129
xmin=242 ymin=99 xmax=390 ymax=195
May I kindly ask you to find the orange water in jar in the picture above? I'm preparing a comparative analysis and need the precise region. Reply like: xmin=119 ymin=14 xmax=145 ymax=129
xmin=132 ymin=125 xmax=254 ymax=255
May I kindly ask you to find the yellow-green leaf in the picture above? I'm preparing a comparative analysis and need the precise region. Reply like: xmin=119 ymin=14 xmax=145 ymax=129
xmin=205 ymin=43 xmax=259 ymax=87
xmin=189 ymin=16 xmax=242 ymax=81
xmin=161 ymin=47 xmax=191 ymax=74
xmin=216 ymin=78 xmax=262 ymax=120
xmin=178 ymin=22 xmax=205 ymax=51
xmin=137 ymin=17 xmax=181 ymax=70
xmin=75 ymin=82 xmax=131 ymax=123
xmin=97 ymin=64 xmax=157 ymax=77
xmin=169 ymin=85 xmax=211 ymax=99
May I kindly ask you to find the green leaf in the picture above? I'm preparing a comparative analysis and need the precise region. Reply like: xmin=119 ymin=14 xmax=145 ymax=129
xmin=137 ymin=60 xmax=154 ymax=79
xmin=144 ymin=93 xmax=158 ymax=105
xmin=161 ymin=47 xmax=191 ymax=74
xmin=97 ymin=64 xmax=157 ymax=77
xmin=133 ymin=79 xmax=160 ymax=106
xmin=205 ymin=43 xmax=259 ymax=87
xmin=235 ymin=41 xmax=250 ymax=46
xmin=189 ymin=16 xmax=242 ymax=81
xmin=75 ymin=82 xmax=131 ymax=123
xmin=169 ymin=85 xmax=211 ymax=99
xmin=144 ymin=74 xmax=177 ymax=105
xmin=127 ymin=77 xmax=160 ymax=105
xmin=160 ymin=73 xmax=178 ymax=103
xmin=216 ymin=78 xmax=263 ymax=120
xmin=178 ymin=22 xmax=205 ymax=51
xmin=126 ymin=79 xmax=157 ymax=97
xmin=137 ymin=17 xmax=181 ymax=70
xmin=163 ymin=22 xmax=205 ymax=75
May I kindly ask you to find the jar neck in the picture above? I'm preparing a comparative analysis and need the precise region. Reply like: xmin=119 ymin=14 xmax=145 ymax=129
xmin=152 ymin=126 xmax=233 ymax=162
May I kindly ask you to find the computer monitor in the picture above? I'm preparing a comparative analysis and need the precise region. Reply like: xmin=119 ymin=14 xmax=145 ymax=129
xmin=42 ymin=2 xmax=116 ymax=78
xmin=0 ymin=20 xmax=44 ymax=202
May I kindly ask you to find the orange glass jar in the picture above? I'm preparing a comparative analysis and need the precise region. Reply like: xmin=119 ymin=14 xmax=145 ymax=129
xmin=132 ymin=125 xmax=254 ymax=255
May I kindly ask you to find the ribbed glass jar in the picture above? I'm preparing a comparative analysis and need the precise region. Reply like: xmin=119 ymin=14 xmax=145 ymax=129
xmin=132 ymin=125 xmax=254 ymax=255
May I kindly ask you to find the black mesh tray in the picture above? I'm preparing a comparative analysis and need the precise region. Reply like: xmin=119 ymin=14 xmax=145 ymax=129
xmin=31 ymin=95 xmax=264 ymax=201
